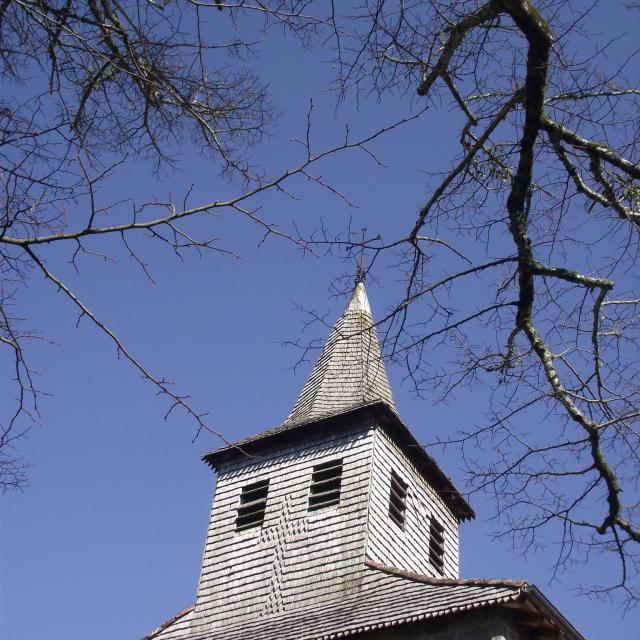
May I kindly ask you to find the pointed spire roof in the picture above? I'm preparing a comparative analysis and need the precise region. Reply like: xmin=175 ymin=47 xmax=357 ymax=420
xmin=284 ymin=282 xmax=397 ymax=426
xmin=204 ymin=282 xmax=474 ymax=520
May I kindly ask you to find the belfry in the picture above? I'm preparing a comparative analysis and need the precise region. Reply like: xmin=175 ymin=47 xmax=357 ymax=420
xmin=145 ymin=283 xmax=585 ymax=640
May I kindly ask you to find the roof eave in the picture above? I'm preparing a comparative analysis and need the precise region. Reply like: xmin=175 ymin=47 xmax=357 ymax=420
xmin=365 ymin=560 xmax=586 ymax=640
xmin=141 ymin=606 xmax=194 ymax=640
xmin=373 ymin=403 xmax=475 ymax=521
xmin=202 ymin=402 xmax=383 ymax=469
xmin=521 ymin=585 xmax=587 ymax=640
xmin=364 ymin=558 xmax=525 ymax=588
xmin=202 ymin=401 xmax=474 ymax=521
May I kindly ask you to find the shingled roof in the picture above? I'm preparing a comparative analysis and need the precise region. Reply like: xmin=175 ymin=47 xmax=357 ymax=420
xmin=207 ymin=282 xmax=396 ymax=455
xmin=145 ymin=560 xmax=585 ymax=640
xmin=285 ymin=282 xmax=397 ymax=425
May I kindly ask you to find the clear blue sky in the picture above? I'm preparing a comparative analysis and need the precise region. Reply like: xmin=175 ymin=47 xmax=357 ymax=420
xmin=2 ymin=3 xmax=640 ymax=639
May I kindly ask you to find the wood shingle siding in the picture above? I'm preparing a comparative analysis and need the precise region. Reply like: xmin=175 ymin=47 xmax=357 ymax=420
xmin=192 ymin=419 xmax=461 ymax=631
xmin=148 ymin=565 xmax=530 ymax=640
xmin=192 ymin=423 xmax=376 ymax=626
xmin=366 ymin=429 xmax=460 ymax=578
xmin=283 ymin=283 xmax=397 ymax=427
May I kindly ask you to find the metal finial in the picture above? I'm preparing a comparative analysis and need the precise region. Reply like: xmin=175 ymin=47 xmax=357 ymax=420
xmin=354 ymin=227 xmax=367 ymax=286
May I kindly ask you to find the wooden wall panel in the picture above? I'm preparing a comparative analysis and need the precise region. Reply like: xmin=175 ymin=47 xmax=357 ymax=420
xmin=175 ymin=416 xmax=463 ymax=639
xmin=190 ymin=420 xmax=377 ymax=632
xmin=365 ymin=428 xmax=460 ymax=578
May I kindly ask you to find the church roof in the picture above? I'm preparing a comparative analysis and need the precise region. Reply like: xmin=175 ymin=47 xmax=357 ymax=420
xmin=204 ymin=282 xmax=474 ymax=521
xmin=208 ymin=282 xmax=395 ymax=451
xmin=205 ymin=282 xmax=396 ymax=455
xmin=144 ymin=560 xmax=585 ymax=640
xmin=284 ymin=282 xmax=397 ymax=426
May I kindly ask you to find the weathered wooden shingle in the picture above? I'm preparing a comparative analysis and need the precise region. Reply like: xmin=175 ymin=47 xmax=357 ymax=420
xmin=193 ymin=423 xmax=377 ymax=628
xmin=146 ymin=561 xmax=584 ymax=640
xmin=366 ymin=429 xmax=460 ymax=578
xmin=284 ymin=282 xmax=397 ymax=426
xmin=207 ymin=284 xmax=397 ymax=461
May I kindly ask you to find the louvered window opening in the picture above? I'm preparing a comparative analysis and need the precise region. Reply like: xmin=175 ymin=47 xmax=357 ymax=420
xmin=308 ymin=459 xmax=343 ymax=511
xmin=236 ymin=479 xmax=269 ymax=531
xmin=388 ymin=471 xmax=408 ymax=528
xmin=429 ymin=517 xmax=445 ymax=574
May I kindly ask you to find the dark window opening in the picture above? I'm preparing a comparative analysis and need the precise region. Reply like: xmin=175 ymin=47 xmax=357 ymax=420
xmin=236 ymin=479 xmax=269 ymax=531
xmin=388 ymin=471 xmax=408 ymax=528
xmin=429 ymin=517 xmax=445 ymax=574
xmin=308 ymin=459 xmax=343 ymax=511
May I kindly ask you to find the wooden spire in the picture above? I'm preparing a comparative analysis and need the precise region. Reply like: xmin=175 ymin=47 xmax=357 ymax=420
xmin=284 ymin=282 xmax=397 ymax=426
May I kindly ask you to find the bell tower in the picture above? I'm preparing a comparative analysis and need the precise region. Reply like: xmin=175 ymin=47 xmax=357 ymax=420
xmin=144 ymin=281 xmax=586 ymax=640
xmin=187 ymin=283 xmax=473 ymax=634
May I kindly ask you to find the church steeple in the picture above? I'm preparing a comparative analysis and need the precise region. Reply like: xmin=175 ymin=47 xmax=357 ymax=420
xmin=193 ymin=281 xmax=472 ymax=631
xmin=145 ymin=281 xmax=587 ymax=640
xmin=285 ymin=282 xmax=397 ymax=427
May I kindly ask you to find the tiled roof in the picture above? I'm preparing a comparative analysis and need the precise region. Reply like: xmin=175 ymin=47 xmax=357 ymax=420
xmin=145 ymin=561 xmax=584 ymax=640
xmin=145 ymin=566 xmax=520 ymax=640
